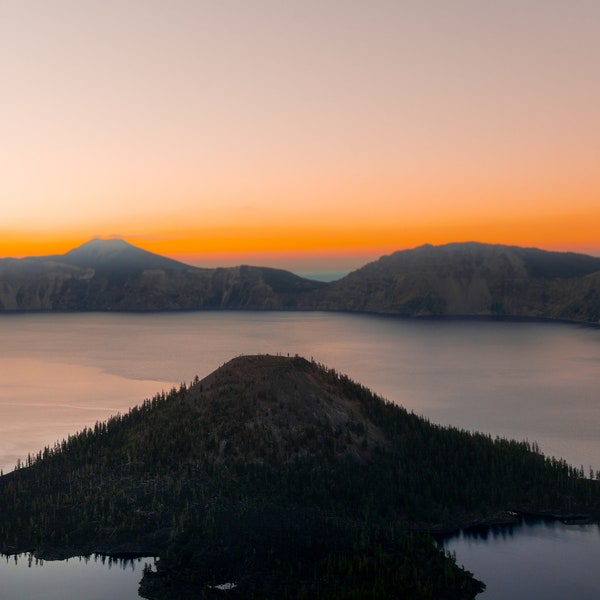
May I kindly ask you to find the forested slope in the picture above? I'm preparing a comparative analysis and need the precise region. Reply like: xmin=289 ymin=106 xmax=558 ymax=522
xmin=1 ymin=355 xmax=598 ymax=598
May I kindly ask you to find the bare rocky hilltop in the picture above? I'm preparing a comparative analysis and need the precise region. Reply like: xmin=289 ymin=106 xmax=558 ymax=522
xmin=1 ymin=239 xmax=600 ymax=324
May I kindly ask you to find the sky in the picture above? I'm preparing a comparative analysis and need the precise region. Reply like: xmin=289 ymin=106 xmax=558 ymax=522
xmin=2 ymin=0 xmax=599 ymax=276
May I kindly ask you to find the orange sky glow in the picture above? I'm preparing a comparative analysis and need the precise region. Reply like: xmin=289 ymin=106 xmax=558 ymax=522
xmin=1 ymin=1 xmax=599 ymax=275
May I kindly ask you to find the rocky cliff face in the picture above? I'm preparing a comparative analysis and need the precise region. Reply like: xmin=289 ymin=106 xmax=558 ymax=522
xmin=0 ymin=258 xmax=90 ymax=310
xmin=0 ymin=240 xmax=325 ymax=311
xmin=317 ymin=242 xmax=600 ymax=323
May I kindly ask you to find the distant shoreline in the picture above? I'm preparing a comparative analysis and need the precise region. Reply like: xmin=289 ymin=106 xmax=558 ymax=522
xmin=1 ymin=308 xmax=599 ymax=329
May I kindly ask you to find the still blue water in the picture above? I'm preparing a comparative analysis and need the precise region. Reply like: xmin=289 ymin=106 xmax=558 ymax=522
xmin=0 ymin=312 xmax=599 ymax=597
xmin=444 ymin=519 xmax=600 ymax=599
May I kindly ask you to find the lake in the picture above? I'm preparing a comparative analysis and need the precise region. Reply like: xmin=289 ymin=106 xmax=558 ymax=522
xmin=0 ymin=311 xmax=599 ymax=597
xmin=443 ymin=519 xmax=600 ymax=599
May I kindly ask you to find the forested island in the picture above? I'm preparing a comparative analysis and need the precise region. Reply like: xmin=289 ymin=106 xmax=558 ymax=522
xmin=1 ymin=355 xmax=598 ymax=598
xmin=1 ymin=239 xmax=600 ymax=324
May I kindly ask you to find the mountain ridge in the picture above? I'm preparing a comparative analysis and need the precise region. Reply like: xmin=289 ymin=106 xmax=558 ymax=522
xmin=1 ymin=239 xmax=599 ymax=324
xmin=319 ymin=242 xmax=600 ymax=322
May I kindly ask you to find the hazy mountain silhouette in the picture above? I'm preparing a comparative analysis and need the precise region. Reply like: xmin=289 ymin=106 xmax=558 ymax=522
xmin=57 ymin=238 xmax=190 ymax=271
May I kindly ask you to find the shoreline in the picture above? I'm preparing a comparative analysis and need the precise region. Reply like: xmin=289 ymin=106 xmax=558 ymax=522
xmin=2 ymin=508 xmax=597 ymax=562
xmin=0 ymin=308 xmax=599 ymax=328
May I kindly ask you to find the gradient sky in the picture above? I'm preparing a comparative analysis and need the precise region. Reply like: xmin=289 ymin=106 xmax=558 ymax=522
xmin=2 ymin=1 xmax=599 ymax=274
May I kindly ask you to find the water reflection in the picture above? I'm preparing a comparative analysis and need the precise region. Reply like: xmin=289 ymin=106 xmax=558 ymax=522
xmin=458 ymin=522 xmax=517 ymax=541
xmin=446 ymin=515 xmax=600 ymax=542
xmin=0 ymin=552 xmax=156 ymax=600
xmin=4 ymin=551 xmax=153 ymax=569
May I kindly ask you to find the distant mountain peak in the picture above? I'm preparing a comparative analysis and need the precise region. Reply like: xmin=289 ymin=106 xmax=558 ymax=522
xmin=68 ymin=238 xmax=134 ymax=257
xmin=61 ymin=238 xmax=190 ymax=271
xmin=83 ymin=237 xmax=132 ymax=249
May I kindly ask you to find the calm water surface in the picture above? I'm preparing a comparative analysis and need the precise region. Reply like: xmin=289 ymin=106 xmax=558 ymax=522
xmin=1 ymin=311 xmax=599 ymax=597
xmin=0 ymin=554 xmax=154 ymax=600
xmin=1 ymin=312 xmax=598 ymax=472
xmin=444 ymin=520 xmax=600 ymax=599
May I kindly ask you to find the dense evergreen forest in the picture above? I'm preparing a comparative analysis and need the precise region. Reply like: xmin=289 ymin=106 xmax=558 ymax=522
xmin=0 ymin=355 xmax=598 ymax=598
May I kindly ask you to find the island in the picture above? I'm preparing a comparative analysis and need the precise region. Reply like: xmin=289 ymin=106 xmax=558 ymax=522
xmin=1 ymin=355 xmax=598 ymax=598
